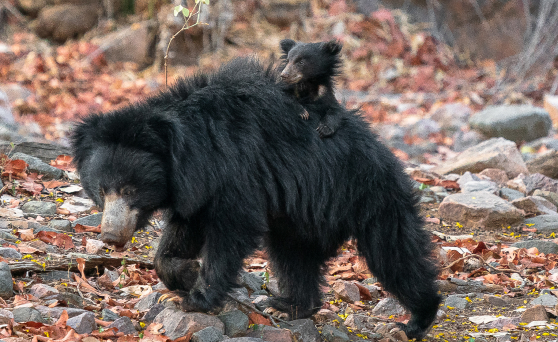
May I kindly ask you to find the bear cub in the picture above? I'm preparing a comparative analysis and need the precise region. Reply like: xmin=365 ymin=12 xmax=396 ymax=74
xmin=279 ymin=39 xmax=346 ymax=138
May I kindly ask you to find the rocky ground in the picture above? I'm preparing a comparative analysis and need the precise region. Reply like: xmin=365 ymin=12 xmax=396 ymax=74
xmin=2 ymin=1 xmax=558 ymax=341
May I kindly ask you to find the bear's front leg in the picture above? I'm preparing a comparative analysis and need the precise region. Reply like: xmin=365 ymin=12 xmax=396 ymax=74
xmin=181 ymin=200 xmax=265 ymax=312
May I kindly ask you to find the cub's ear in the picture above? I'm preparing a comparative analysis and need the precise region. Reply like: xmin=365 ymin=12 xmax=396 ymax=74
xmin=322 ymin=40 xmax=342 ymax=55
xmin=280 ymin=39 xmax=297 ymax=54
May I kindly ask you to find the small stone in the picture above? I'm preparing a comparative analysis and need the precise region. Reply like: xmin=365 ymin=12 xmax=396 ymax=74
xmin=85 ymin=239 xmax=105 ymax=254
xmin=461 ymin=181 xmax=498 ymax=194
xmin=60 ymin=197 xmax=95 ymax=214
xmin=40 ymin=270 xmax=78 ymax=282
xmin=48 ymin=219 xmax=72 ymax=232
xmin=344 ymin=314 xmax=369 ymax=330
xmin=266 ymin=279 xmax=280 ymax=297
xmin=313 ymin=309 xmax=338 ymax=324
xmin=240 ymin=271 xmax=264 ymax=293
xmin=484 ymin=294 xmax=509 ymax=306
xmin=521 ymin=304 xmax=548 ymax=323
xmin=30 ymin=284 xmax=59 ymax=299
xmin=102 ymin=309 xmax=120 ymax=322
xmin=192 ymin=326 xmax=225 ymax=342
xmin=322 ymin=324 xmax=350 ymax=342
xmin=0 ymin=262 xmax=12 ymax=299
xmin=479 ymin=168 xmax=509 ymax=185
xmin=512 ymin=196 xmax=557 ymax=216
xmin=143 ymin=303 xmax=165 ymax=323
xmin=106 ymin=316 xmax=137 ymax=335
xmin=67 ymin=312 xmax=96 ymax=334
xmin=21 ymin=201 xmax=57 ymax=216
xmin=154 ymin=309 xmax=225 ymax=340
xmin=439 ymin=192 xmax=525 ymax=229
xmin=371 ymin=298 xmax=406 ymax=316
xmin=445 ymin=295 xmax=469 ymax=309
xmin=35 ymin=306 xmax=89 ymax=320
xmin=246 ymin=325 xmax=292 ymax=342
xmin=527 ymin=150 xmax=558 ymax=179
xmin=221 ymin=338 xmax=264 ymax=341
xmin=332 ymin=281 xmax=361 ymax=302
xmin=392 ymin=330 xmax=409 ymax=341
xmin=13 ymin=307 xmax=46 ymax=323
xmin=10 ymin=152 xmax=64 ymax=179
xmin=524 ymin=173 xmax=558 ymax=195
xmin=457 ymin=172 xmax=481 ymax=187
xmin=533 ymin=190 xmax=558 ymax=207
xmin=278 ymin=319 xmax=321 ymax=342
xmin=0 ymin=247 xmax=22 ymax=259
xmin=136 ymin=292 xmax=162 ymax=312
xmin=0 ymin=309 xmax=13 ymax=325
xmin=252 ymin=295 xmax=272 ymax=311
xmin=218 ymin=310 xmax=249 ymax=337
xmin=429 ymin=103 xmax=472 ymax=133
xmin=524 ymin=215 xmax=558 ymax=232
xmin=529 ymin=294 xmax=558 ymax=307
xmin=499 ymin=187 xmax=525 ymax=201
xmin=513 ymin=240 xmax=558 ymax=255
xmin=72 ymin=213 xmax=103 ymax=228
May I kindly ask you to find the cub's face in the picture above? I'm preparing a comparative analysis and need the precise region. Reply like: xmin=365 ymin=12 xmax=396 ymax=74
xmin=279 ymin=39 xmax=342 ymax=84
xmin=79 ymin=145 xmax=168 ymax=249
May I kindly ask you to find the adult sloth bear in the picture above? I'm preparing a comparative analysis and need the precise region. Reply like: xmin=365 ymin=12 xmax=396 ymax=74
xmin=72 ymin=58 xmax=440 ymax=340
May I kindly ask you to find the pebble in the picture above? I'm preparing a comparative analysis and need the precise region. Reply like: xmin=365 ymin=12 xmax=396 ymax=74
xmin=527 ymin=150 xmax=558 ymax=179
xmin=321 ymin=324 xmax=350 ymax=342
xmin=192 ymin=326 xmax=226 ymax=342
xmin=13 ymin=307 xmax=46 ymax=323
xmin=332 ymin=281 xmax=361 ymax=302
xmin=521 ymin=304 xmax=548 ymax=323
xmin=371 ymin=298 xmax=406 ymax=316
xmin=101 ymin=308 xmax=120 ymax=322
xmin=461 ymin=180 xmax=498 ymax=194
xmin=106 ymin=316 xmax=137 ymax=335
xmin=0 ymin=263 xmax=12 ymax=299
xmin=246 ymin=325 xmax=292 ymax=342
xmin=85 ymin=239 xmax=105 ymax=254
xmin=72 ymin=213 xmax=103 ymax=227
xmin=533 ymin=190 xmax=558 ymax=207
xmin=66 ymin=312 xmax=96 ymax=334
xmin=240 ymin=271 xmax=264 ymax=293
xmin=524 ymin=215 xmax=558 ymax=232
xmin=529 ymin=294 xmax=558 ymax=307
xmin=142 ymin=303 xmax=165 ymax=323
xmin=0 ymin=247 xmax=22 ymax=259
xmin=445 ymin=294 xmax=469 ymax=309
xmin=29 ymin=284 xmax=59 ymax=299
xmin=511 ymin=196 xmax=557 ymax=216
xmin=278 ymin=319 xmax=321 ymax=342
xmin=499 ymin=187 xmax=525 ymax=201
xmin=21 ymin=201 xmax=56 ymax=216
xmin=47 ymin=219 xmax=72 ymax=232
xmin=135 ymin=292 xmax=162 ymax=312
xmin=218 ymin=310 xmax=249 ymax=337
xmin=154 ymin=309 xmax=225 ymax=340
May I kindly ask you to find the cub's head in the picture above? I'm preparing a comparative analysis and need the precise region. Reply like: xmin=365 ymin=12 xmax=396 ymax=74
xmin=72 ymin=108 xmax=175 ymax=249
xmin=279 ymin=39 xmax=342 ymax=85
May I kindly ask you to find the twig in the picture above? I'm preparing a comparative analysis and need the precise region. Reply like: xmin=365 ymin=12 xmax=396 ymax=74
xmin=226 ymin=294 xmax=292 ymax=328
xmin=443 ymin=254 xmax=513 ymax=273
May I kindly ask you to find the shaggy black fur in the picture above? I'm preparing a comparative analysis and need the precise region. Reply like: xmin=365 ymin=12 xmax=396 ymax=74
xmin=279 ymin=39 xmax=346 ymax=138
xmin=72 ymin=57 xmax=441 ymax=340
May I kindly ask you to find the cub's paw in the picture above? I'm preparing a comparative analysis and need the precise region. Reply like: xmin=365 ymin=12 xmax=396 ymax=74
xmin=263 ymin=307 xmax=289 ymax=320
xmin=316 ymin=124 xmax=334 ymax=138
xmin=300 ymin=109 xmax=309 ymax=120
xmin=180 ymin=289 xmax=212 ymax=312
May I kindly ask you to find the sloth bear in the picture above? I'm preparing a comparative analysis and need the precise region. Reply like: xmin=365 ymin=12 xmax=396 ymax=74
xmin=279 ymin=39 xmax=345 ymax=138
xmin=72 ymin=57 xmax=440 ymax=340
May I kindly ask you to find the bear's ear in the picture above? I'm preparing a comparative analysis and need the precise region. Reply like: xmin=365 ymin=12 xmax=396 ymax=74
xmin=322 ymin=40 xmax=342 ymax=55
xmin=280 ymin=39 xmax=297 ymax=54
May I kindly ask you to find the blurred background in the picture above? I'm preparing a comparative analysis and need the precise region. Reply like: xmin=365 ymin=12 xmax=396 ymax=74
xmin=1 ymin=0 xmax=558 ymax=164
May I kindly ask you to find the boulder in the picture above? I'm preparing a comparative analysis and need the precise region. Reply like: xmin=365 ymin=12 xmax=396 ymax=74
xmin=35 ymin=4 xmax=99 ymax=43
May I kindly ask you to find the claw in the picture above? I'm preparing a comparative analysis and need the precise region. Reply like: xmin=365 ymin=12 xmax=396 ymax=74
xmin=263 ymin=307 xmax=289 ymax=320
xmin=158 ymin=293 xmax=181 ymax=303
xmin=300 ymin=109 xmax=309 ymax=120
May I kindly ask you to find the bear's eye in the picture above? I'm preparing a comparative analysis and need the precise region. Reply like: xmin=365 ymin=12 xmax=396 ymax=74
xmin=298 ymin=60 xmax=305 ymax=66
xmin=122 ymin=188 xmax=135 ymax=197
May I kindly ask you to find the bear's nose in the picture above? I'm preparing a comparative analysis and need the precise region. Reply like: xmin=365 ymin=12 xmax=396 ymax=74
xmin=280 ymin=72 xmax=289 ymax=79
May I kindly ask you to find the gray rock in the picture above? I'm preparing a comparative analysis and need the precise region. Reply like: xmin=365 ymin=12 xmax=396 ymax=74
xmin=512 ymin=196 xmax=557 ymax=216
xmin=0 ymin=262 xmax=12 ymax=299
xmin=461 ymin=180 xmax=498 ymax=194
xmin=439 ymin=192 xmax=525 ymax=229
xmin=484 ymin=295 xmax=509 ymax=307
xmin=21 ymin=201 xmax=57 ymax=216
xmin=278 ymin=319 xmax=321 ymax=342
xmin=371 ymin=298 xmax=406 ymax=316
xmin=0 ymin=247 xmax=22 ymax=259
xmin=97 ymin=20 xmax=158 ymax=67
xmin=72 ymin=213 xmax=103 ymax=227
xmin=433 ymin=137 xmax=528 ymax=178
xmin=445 ymin=294 xmax=470 ymax=309
xmin=39 ymin=270 xmax=78 ymax=282
xmin=66 ymin=312 xmax=96 ymax=334
xmin=43 ymin=293 xmax=84 ymax=308
xmin=142 ymin=303 xmax=165 ymax=323
xmin=526 ymin=137 xmax=558 ymax=151
xmin=513 ymin=240 xmax=558 ymax=255
xmin=524 ymin=215 xmax=558 ymax=232
xmin=222 ymin=338 xmax=264 ymax=342
xmin=10 ymin=152 xmax=63 ymax=179
xmin=457 ymin=171 xmax=481 ymax=188
xmin=135 ymin=292 xmax=162 ymax=312
xmin=252 ymin=295 xmax=273 ymax=311
xmin=332 ymin=281 xmax=361 ymax=302
xmin=266 ymin=279 xmax=280 ymax=297
xmin=35 ymin=306 xmax=89 ymax=320
xmin=499 ymin=187 xmax=525 ymax=201
xmin=527 ymin=150 xmax=558 ymax=179
xmin=102 ymin=309 xmax=120 ymax=322
xmin=33 ymin=225 xmax=57 ymax=234
xmin=48 ymin=219 xmax=72 ymax=232
xmin=0 ymin=142 xmax=70 ymax=164
xmin=29 ymin=284 xmax=59 ymax=298
xmin=524 ymin=173 xmax=558 ymax=195
xmin=0 ymin=230 xmax=18 ymax=241
xmin=322 ymin=324 xmax=350 ymax=342
xmin=407 ymin=119 xmax=440 ymax=139
xmin=246 ymin=324 xmax=293 ymax=342
xmin=106 ymin=316 xmax=137 ymax=335
xmin=13 ymin=307 xmax=46 ymax=323
xmin=0 ymin=309 xmax=13 ymax=325
xmin=240 ymin=271 xmax=264 ymax=293
xmin=533 ymin=190 xmax=558 ymax=207
xmin=154 ymin=309 xmax=225 ymax=340
xmin=469 ymin=105 xmax=552 ymax=142
xmin=218 ymin=310 xmax=249 ymax=337
xmin=530 ymin=294 xmax=558 ymax=307
xmin=192 ymin=326 xmax=225 ymax=342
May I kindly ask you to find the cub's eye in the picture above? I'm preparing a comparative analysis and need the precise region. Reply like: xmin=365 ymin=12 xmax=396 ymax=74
xmin=298 ymin=60 xmax=305 ymax=65
xmin=122 ymin=188 xmax=135 ymax=197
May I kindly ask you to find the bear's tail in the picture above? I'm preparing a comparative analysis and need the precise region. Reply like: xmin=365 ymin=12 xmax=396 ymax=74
xmin=355 ymin=190 xmax=441 ymax=340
